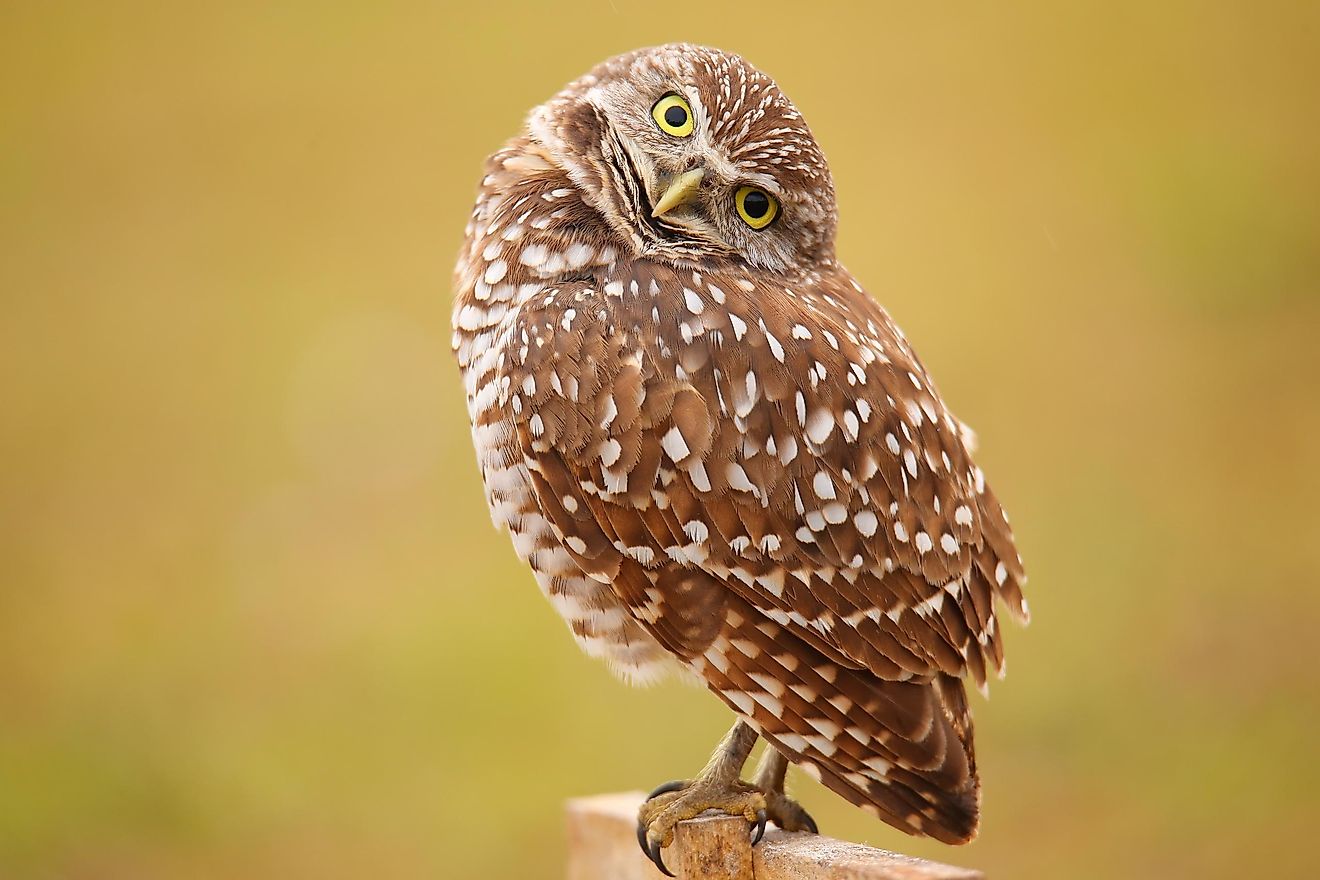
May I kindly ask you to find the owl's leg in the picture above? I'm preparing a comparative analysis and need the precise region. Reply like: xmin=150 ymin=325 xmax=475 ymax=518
xmin=749 ymin=746 xmax=819 ymax=834
xmin=636 ymin=720 xmax=767 ymax=876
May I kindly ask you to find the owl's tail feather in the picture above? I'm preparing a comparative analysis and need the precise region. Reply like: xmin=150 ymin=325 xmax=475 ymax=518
xmin=704 ymin=597 xmax=981 ymax=844
xmin=772 ymin=673 xmax=979 ymax=845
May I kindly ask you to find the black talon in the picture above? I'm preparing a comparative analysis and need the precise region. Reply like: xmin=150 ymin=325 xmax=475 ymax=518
xmin=646 ymin=837 xmax=674 ymax=877
xmin=636 ymin=825 xmax=673 ymax=876
xmin=637 ymin=781 xmax=685 ymax=877
xmin=801 ymin=809 xmax=819 ymax=835
xmin=750 ymin=808 xmax=768 ymax=845
xmin=646 ymin=779 xmax=688 ymax=800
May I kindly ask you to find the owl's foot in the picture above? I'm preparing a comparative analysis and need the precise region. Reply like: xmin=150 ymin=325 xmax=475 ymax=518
xmin=636 ymin=721 xmax=766 ymax=876
xmin=751 ymin=745 xmax=819 ymax=835
xmin=636 ymin=778 xmax=766 ymax=876
xmin=761 ymin=789 xmax=818 ymax=834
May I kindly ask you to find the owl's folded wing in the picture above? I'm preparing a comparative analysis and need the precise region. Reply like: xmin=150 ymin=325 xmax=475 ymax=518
xmin=502 ymin=273 xmax=1026 ymax=691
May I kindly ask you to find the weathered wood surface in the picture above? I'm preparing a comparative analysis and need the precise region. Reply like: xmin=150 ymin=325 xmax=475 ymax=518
xmin=566 ymin=792 xmax=984 ymax=880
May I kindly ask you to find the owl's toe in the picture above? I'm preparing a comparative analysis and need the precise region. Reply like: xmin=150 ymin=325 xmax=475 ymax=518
xmin=764 ymin=790 xmax=818 ymax=834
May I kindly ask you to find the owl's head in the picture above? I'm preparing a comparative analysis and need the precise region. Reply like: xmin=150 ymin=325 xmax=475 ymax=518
xmin=528 ymin=44 xmax=837 ymax=272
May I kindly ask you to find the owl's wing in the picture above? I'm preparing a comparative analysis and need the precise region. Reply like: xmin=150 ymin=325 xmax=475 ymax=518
xmin=504 ymin=270 xmax=1027 ymax=841
xmin=506 ymin=272 xmax=1026 ymax=679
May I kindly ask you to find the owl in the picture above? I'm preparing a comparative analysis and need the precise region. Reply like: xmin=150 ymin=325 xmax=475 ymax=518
xmin=452 ymin=44 xmax=1028 ymax=875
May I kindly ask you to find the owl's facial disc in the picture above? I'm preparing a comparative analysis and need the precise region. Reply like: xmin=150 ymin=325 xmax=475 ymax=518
xmin=614 ymin=131 xmax=732 ymax=256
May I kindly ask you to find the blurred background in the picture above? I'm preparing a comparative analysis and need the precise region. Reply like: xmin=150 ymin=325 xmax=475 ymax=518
xmin=2 ymin=2 xmax=1318 ymax=878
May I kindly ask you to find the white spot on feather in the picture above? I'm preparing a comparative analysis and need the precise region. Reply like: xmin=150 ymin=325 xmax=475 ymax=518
xmin=854 ymin=510 xmax=878 ymax=537
xmin=729 ymin=312 xmax=748 ymax=340
xmin=661 ymin=426 xmax=690 ymax=461
xmin=683 ymin=288 xmax=704 ymax=315
xmin=726 ymin=463 xmax=755 ymax=493
xmin=805 ymin=409 xmax=834 ymax=444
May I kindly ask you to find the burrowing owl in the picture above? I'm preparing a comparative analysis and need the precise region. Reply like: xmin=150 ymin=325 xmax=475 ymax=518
xmin=452 ymin=44 xmax=1028 ymax=874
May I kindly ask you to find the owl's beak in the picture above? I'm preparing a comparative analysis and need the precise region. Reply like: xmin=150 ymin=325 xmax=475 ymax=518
xmin=650 ymin=167 xmax=705 ymax=218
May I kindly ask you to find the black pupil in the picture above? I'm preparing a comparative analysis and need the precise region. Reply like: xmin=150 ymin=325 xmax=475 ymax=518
xmin=742 ymin=190 xmax=770 ymax=219
xmin=663 ymin=104 xmax=688 ymax=128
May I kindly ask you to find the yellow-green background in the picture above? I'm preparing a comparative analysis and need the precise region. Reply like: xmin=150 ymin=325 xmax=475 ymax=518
xmin=2 ymin=2 xmax=1317 ymax=878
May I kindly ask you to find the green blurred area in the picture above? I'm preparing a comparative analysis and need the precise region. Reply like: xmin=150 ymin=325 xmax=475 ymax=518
xmin=2 ymin=2 xmax=1318 ymax=878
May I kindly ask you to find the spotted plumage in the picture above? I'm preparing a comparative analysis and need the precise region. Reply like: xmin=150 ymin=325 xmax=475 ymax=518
xmin=452 ymin=43 xmax=1028 ymax=848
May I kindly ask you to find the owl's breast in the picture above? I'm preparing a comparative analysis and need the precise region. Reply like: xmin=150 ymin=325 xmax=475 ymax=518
xmin=451 ymin=167 xmax=685 ymax=684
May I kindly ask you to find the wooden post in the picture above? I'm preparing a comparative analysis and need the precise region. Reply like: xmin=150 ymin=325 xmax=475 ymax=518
xmin=567 ymin=792 xmax=984 ymax=880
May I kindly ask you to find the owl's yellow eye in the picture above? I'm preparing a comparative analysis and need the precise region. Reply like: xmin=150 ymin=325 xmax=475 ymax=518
xmin=651 ymin=94 xmax=694 ymax=137
xmin=735 ymin=186 xmax=779 ymax=229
